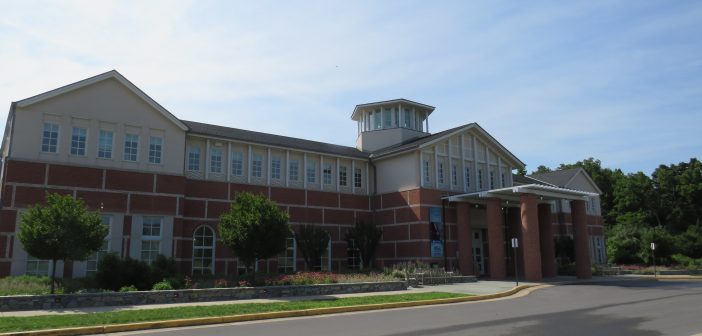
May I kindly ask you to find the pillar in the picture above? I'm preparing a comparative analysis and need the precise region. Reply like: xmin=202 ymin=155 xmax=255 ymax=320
xmin=455 ymin=202 xmax=474 ymax=275
xmin=520 ymin=194 xmax=542 ymax=282
xmin=538 ymin=203 xmax=556 ymax=278
xmin=571 ymin=200 xmax=592 ymax=279
xmin=486 ymin=198 xmax=506 ymax=279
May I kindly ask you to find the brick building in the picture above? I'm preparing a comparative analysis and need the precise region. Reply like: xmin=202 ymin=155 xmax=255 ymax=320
xmin=0 ymin=71 xmax=604 ymax=281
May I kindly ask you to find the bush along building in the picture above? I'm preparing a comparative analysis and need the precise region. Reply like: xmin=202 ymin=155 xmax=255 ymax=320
xmin=0 ymin=71 xmax=605 ymax=281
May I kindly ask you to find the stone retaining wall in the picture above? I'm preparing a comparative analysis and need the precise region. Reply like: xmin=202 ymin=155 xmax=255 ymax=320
xmin=0 ymin=281 xmax=407 ymax=312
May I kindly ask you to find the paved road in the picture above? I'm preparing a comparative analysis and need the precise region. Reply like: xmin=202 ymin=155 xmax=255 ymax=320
xmin=113 ymin=280 xmax=702 ymax=336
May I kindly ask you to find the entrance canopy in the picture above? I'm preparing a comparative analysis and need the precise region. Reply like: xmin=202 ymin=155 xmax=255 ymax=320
xmin=444 ymin=183 xmax=599 ymax=204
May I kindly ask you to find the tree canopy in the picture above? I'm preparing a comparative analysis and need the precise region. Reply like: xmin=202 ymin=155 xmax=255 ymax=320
xmin=344 ymin=220 xmax=383 ymax=270
xmin=18 ymin=193 xmax=107 ymax=293
xmin=219 ymin=192 xmax=291 ymax=275
xmin=295 ymin=224 xmax=330 ymax=271
xmin=533 ymin=157 xmax=702 ymax=265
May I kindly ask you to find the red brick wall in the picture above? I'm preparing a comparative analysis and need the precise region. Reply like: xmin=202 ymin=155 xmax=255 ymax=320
xmin=0 ymin=159 xmax=376 ymax=275
xmin=372 ymin=188 xmax=455 ymax=268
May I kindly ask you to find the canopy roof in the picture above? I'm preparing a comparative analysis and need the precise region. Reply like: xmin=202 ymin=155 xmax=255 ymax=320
xmin=445 ymin=183 xmax=599 ymax=204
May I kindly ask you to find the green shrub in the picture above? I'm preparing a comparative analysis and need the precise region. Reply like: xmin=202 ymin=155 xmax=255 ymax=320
xmin=557 ymin=263 xmax=576 ymax=276
xmin=149 ymin=255 xmax=178 ymax=286
xmin=119 ymin=285 xmax=138 ymax=292
xmin=152 ymin=279 xmax=174 ymax=291
xmin=671 ymin=254 xmax=702 ymax=270
xmin=95 ymin=254 xmax=153 ymax=291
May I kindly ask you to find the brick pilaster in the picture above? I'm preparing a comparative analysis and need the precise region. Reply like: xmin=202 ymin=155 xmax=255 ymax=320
xmin=520 ymin=194 xmax=542 ymax=281
xmin=571 ymin=200 xmax=592 ymax=279
xmin=538 ymin=203 xmax=556 ymax=278
xmin=455 ymin=202 xmax=473 ymax=275
xmin=487 ymin=198 xmax=506 ymax=279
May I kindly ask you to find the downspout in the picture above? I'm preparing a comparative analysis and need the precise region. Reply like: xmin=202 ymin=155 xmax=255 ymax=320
xmin=442 ymin=197 xmax=448 ymax=270
xmin=0 ymin=102 xmax=17 ymax=208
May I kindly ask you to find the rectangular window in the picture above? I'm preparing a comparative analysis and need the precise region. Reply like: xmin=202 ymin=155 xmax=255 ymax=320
xmin=97 ymin=130 xmax=113 ymax=159
xmin=478 ymin=169 xmax=483 ymax=189
xmin=354 ymin=168 xmax=362 ymax=188
xmin=438 ymin=162 xmax=444 ymax=184
xmin=452 ymin=164 xmax=458 ymax=186
xmin=252 ymin=154 xmax=263 ymax=177
xmin=70 ymin=127 xmax=87 ymax=156
xmin=141 ymin=216 xmax=162 ymax=264
xmin=141 ymin=241 xmax=160 ymax=264
xmin=210 ymin=148 xmax=222 ymax=173
xmin=231 ymin=151 xmax=243 ymax=176
xmin=142 ymin=216 xmax=161 ymax=237
xmin=383 ymin=108 xmax=392 ymax=128
xmin=403 ymin=109 xmax=411 ymax=128
xmin=86 ymin=215 xmax=111 ymax=275
xmin=393 ymin=108 xmax=399 ymax=127
xmin=501 ymin=173 xmax=506 ymax=188
xmin=465 ymin=167 xmax=471 ymax=188
xmin=123 ymin=133 xmax=139 ymax=161
xmin=41 ymin=123 xmax=59 ymax=153
xmin=187 ymin=147 xmax=200 ymax=171
xmin=26 ymin=256 xmax=50 ymax=276
xmin=339 ymin=166 xmax=347 ymax=186
xmin=424 ymin=160 xmax=431 ymax=183
xmin=323 ymin=164 xmax=332 ymax=185
xmin=289 ymin=160 xmax=299 ymax=181
xmin=148 ymin=136 xmax=162 ymax=164
xmin=490 ymin=171 xmax=495 ymax=189
xmin=271 ymin=156 xmax=281 ymax=179
xmin=307 ymin=160 xmax=316 ymax=183
xmin=374 ymin=110 xmax=381 ymax=129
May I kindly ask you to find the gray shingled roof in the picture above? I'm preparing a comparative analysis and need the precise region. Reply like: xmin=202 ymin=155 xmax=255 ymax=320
xmin=182 ymin=120 xmax=370 ymax=159
xmin=528 ymin=168 xmax=581 ymax=188
xmin=512 ymin=174 xmax=555 ymax=186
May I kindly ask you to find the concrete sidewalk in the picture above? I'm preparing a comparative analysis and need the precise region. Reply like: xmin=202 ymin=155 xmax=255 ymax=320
xmin=0 ymin=276 xmax=649 ymax=318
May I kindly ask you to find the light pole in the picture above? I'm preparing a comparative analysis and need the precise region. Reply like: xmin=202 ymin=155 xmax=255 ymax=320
xmin=511 ymin=237 xmax=519 ymax=286
xmin=651 ymin=242 xmax=657 ymax=279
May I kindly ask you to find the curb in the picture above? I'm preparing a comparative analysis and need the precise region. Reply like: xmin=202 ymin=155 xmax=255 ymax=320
xmin=0 ymin=284 xmax=542 ymax=336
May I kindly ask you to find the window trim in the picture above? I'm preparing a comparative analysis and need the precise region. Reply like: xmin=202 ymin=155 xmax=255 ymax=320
xmin=192 ymin=225 xmax=216 ymax=275
xmin=187 ymin=146 xmax=201 ymax=172
xmin=70 ymin=126 xmax=88 ymax=156
xmin=123 ymin=133 xmax=139 ymax=162
xmin=97 ymin=129 xmax=114 ymax=159
xmin=148 ymin=136 xmax=163 ymax=164
xmin=210 ymin=147 xmax=223 ymax=173
xmin=41 ymin=122 xmax=60 ymax=153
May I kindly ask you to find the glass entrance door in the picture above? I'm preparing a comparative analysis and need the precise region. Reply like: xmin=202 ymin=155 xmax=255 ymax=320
xmin=472 ymin=230 xmax=485 ymax=275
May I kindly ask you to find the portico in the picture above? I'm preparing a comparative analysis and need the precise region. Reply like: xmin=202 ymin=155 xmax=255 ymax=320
xmin=447 ymin=184 xmax=599 ymax=281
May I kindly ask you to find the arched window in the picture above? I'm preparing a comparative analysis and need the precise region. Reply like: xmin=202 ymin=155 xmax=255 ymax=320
xmin=192 ymin=226 xmax=215 ymax=275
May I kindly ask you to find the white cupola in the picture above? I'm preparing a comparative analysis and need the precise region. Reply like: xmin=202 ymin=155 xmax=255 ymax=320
xmin=351 ymin=99 xmax=434 ymax=152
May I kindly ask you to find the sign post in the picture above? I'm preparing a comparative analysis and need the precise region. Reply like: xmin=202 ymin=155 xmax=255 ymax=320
xmin=511 ymin=238 xmax=519 ymax=286
xmin=651 ymin=242 xmax=656 ymax=279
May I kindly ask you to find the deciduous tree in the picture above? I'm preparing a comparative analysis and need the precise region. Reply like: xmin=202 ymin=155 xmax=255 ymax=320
xmin=19 ymin=193 xmax=107 ymax=293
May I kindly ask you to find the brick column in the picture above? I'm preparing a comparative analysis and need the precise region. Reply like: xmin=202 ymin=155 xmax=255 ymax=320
xmin=455 ymin=202 xmax=474 ymax=275
xmin=520 ymin=194 xmax=542 ymax=282
xmin=486 ymin=198 xmax=506 ymax=279
xmin=571 ymin=200 xmax=592 ymax=279
xmin=538 ymin=203 xmax=556 ymax=278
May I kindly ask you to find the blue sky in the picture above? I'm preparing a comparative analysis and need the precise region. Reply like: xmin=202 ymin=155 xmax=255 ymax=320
xmin=0 ymin=1 xmax=700 ymax=174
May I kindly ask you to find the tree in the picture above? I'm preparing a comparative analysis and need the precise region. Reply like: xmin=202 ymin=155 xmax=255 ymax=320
xmin=532 ymin=165 xmax=552 ymax=174
xmin=296 ymin=224 xmax=330 ymax=271
xmin=219 ymin=192 xmax=291 ymax=281
xmin=345 ymin=220 xmax=383 ymax=270
xmin=18 ymin=193 xmax=108 ymax=293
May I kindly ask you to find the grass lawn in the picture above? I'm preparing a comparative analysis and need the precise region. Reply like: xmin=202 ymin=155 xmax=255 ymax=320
xmin=0 ymin=292 xmax=470 ymax=332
